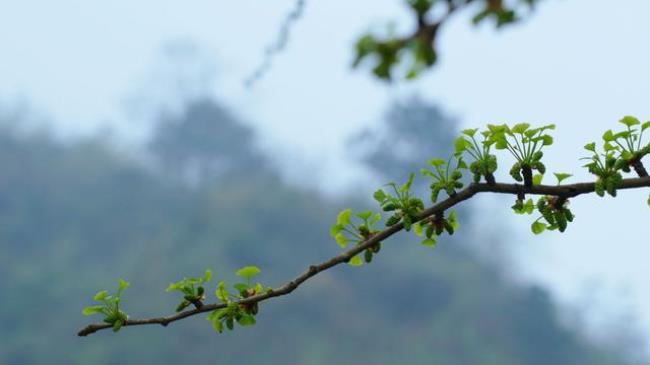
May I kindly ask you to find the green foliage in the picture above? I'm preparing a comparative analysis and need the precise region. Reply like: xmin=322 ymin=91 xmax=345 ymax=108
xmin=236 ymin=266 xmax=261 ymax=282
xmin=82 ymin=279 xmax=130 ymax=332
xmin=471 ymin=0 xmax=539 ymax=28
xmin=511 ymin=198 xmax=535 ymax=215
xmin=582 ymin=142 xmax=624 ymax=197
xmin=532 ymin=196 xmax=574 ymax=233
xmin=352 ymin=34 xmax=405 ymax=80
xmin=486 ymin=123 xmax=555 ymax=186
xmin=372 ymin=173 xmax=424 ymax=231
xmin=353 ymin=0 xmax=541 ymax=80
xmin=330 ymin=208 xmax=383 ymax=265
xmin=582 ymin=116 xmax=649 ymax=197
xmin=206 ymin=302 xmax=257 ymax=333
xmin=601 ymin=116 xmax=650 ymax=173
xmin=406 ymin=0 xmax=434 ymax=15
xmin=207 ymin=266 xmax=267 ymax=333
xmin=421 ymin=157 xmax=466 ymax=202
xmin=454 ymin=128 xmax=498 ymax=183
xmin=166 ymin=270 xmax=212 ymax=312
xmin=553 ymin=172 xmax=572 ymax=185
xmin=413 ymin=210 xmax=459 ymax=247
xmin=511 ymin=181 xmax=576 ymax=234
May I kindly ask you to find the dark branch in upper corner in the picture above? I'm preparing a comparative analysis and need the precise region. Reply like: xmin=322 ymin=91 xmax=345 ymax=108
xmin=77 ymin=176 xmax=650 ymax=337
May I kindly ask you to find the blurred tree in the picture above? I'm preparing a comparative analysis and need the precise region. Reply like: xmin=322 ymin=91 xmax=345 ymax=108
xmin=148 ymin=99 xmax=267 ymax=185
xmin=352 ymin=95 xmax=458 ymax=185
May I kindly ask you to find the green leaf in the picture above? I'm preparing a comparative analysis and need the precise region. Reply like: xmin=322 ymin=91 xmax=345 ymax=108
xmin=356 ymin=210 xmax=373 ymax=220
xmin=82 ymin=305 xmax=105 ymax=316
xmin=236 ymin=266 xmax=261 ymax=280
xmin=462 ymin=128 xmax=478 ymax=137
xmin=413 ymin=222 xmax=423 ymax=236
xmin=531 ymin=221 xmax=546 ymax=235
xmin=495 ymin=139 xmax=508 ymax=150
xmin=210 ymin=316 xmax=224 ymax=333
xmin=348 ymin=255 xmax=363 ymax=266
xmin=448 ymin=210 xmax=459 ymax=230
xmin=524 ymin=199 xmax=535 ymax=214
xmin=603 ymin=142 xmax=616 ymax=152
xmin=236 ymin=313 xmax=256 ymax=326
xmin=93 ymin=290 xmax=108 ymax=301
xmin=117 ymin=279 xmax=130 ymax=294
xmin=203 ymin=270 xmax=212 ymax=283
xmin=373 ymin=189 xmax=386 ymax=203
xmin=233 ymin=283 xmax=248 ymax=292
xmin=369 ymin=212 xmax=381 ymax=225
xmin=620 ymin=115 xmax=640 ymax=127
xmin=334 ymin=233 xmax=347 ymax=248
xmin=553 ymin=172 xmax=572 ymax=184
xmin=542 ymin=124 xmax=556 ymax=131
xmin=112 ymin=320 xmax=124 ymax=332
xmin=421 ymin=238 xmax=437 ymax=247
xmin=401 ymin=173 xmax=416 ymax=192
xmin=336 ymin=209 xmax=352 ymax=226
xmin=165 ymin=282 xmax=180 ymax=292
xmin=454 ymin=137 xmax=468 ymax=153
xmin=428 ymin=158 xmax=445 ymax=167
xmin=511 ymin=123 xmax=530 ymax=134
xmin=329 ymin=224 xmax=343 ymax=237
xmin=532 ymin=174 xmax=543 ymax=186
xmin=584 ymin=142 xmax=596 ymax=152
xmin=602 ymin=130 xmax=614 ymax=142
xmin=642 ymin=121 xmax=650 ymax=132
xmin=614 ymin=131 xmax=632 ymax=140
xmin=215 ymin=281 xmax=229 ymax=303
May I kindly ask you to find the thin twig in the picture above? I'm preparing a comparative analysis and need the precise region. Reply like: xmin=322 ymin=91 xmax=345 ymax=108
xmin=244 ymin=0 xmax=306 ymax=88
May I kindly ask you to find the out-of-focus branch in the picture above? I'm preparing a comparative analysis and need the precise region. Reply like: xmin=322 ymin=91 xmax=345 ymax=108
xmin=244 ymin=0 xmax=306 ymax=87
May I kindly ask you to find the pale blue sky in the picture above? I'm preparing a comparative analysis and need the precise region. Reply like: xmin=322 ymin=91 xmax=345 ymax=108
xmin=1 ymin=0 xmax=649 ymax=351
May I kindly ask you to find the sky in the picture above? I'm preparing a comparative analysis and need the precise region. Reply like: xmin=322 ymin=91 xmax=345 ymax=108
xmin=1 ymin=0 xmax=650 ymax=352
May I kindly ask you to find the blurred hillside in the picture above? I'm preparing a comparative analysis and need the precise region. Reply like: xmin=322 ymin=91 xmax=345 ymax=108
xmin=0 ymin=98 xmax=639 ymax=365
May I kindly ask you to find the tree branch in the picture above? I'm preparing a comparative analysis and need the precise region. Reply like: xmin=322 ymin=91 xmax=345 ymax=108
xmin=78 ymin=176 xmax=650 ymax=337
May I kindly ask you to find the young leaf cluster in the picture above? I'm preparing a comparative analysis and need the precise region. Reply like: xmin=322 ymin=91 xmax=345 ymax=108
xmin=166 ymin=269 xmax=212 ymax=312
xmin=454 ymin=128 xmax=497 ymax=184
xmin=353 ymin=0 xmax=541 ymax=80
xmin=602 ymin=116 xmax=650 ymax=176
xmin=373 ymin=173 xmax=424 ymax=231
xmin=208 ymin=266 xmax=267 ymax=333
xmin=330 ymin=208 xmax=383 ymax=266
xmin=421 ymin=157 xmax=466 ymax=202
xmin=582 ymin=142 xmax=624 ymax=197
xmin=82 ymin=279 xmax=130 ymax=332
xmin=513 ymin=173 xmax=575 ymax=234
xmin=471 ymin=0 xmax=537 ymax=27
xmin=582 ymin=116 xmax=650 ymax=197
xmin=531 ymin=195 xmax=574 ymax=234
xmin=413 ymin=210 xmax=459 ymax=247
xmin=487 ymin=123 xmax=555 ymax=186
